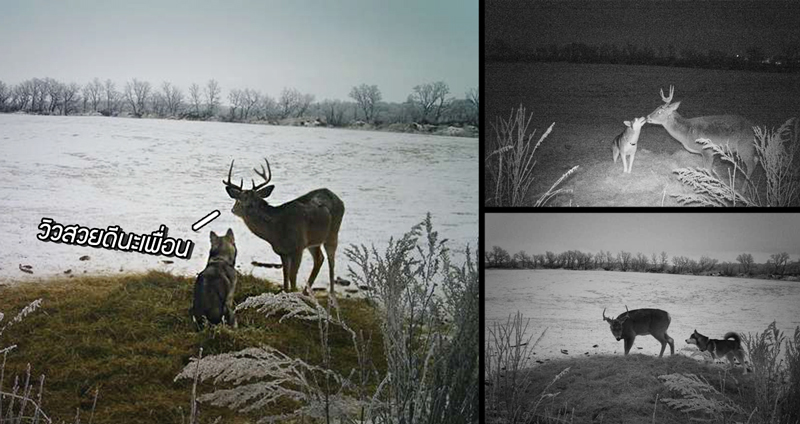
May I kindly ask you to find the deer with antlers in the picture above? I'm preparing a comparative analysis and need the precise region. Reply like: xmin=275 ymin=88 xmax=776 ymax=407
xmin=223 ymin=158 xmax=345 ymax=302
xmin=645 ymin=85 xmax=758 ymax=178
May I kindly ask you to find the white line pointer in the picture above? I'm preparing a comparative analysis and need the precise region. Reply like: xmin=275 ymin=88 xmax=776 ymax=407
xmin=192 ymin=210 xmax=221 ymax=231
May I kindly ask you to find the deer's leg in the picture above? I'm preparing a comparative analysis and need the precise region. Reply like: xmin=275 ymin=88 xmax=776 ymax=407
xmin=624 ymin=336 xmax=634 ymax=355
xmin=324 ymin=242 xmax=337 ymax=301
xmin=653 ymin=332 xmax=674 ymax=357
xmin=701 ymin=149 xmax=715 ymax=171
xmin=291 ymin=250 xmax=303 ymax=293
xmin=280 ymin=255 xmax=291 ymax=292
xmin=306 ymin=246 xmax=324 ymax=290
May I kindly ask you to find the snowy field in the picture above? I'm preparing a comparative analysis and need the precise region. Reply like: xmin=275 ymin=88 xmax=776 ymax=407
xmin=0 ymin=114 xmax=478 ymax=290
xmin=485 ymin=269 xmax=800 ymax=361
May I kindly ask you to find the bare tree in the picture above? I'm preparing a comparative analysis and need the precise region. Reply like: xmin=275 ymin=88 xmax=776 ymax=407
xmin=321 ymin=99 xmax=345 ymax=127
xmin=770 ymin=252 xmax=790 ymax=275
xmin=205 ymin=79 xmax=221 ymax=116
xmin=104 ymin=79 xmax=118 ymax=114
xmin=189 ymin=83 xmax=202 ymax=116
xmin=617 ymin=251 xmax=632 ymax=272
xmin=736 ymin=253 xmax=754 ymax=275
xmin=0 ymin=80 xmax=10 ymax=112
xmin=260 ymin=94 xmax=278 ymax=120
xmin=660 ymin=251 xmax=668 ymax=271
xmin=13 ymin=81 xmax=31 ymax=111
xmin=150 ymin=91 xmax=166 ymax=117
xmin=466 ymin=87 xmax=478 ymax=125
xmin=349 ymin=84 xmax=382 ymax=123
xmin=44 ymin=78 xmax=61 ymax=114
xmin=242 ymin=88 xmax=260 ymax=120
xmin=408 ymin=81 xmax=450 ymax=123
xmin=125 ymin=78 xmax=151 ymax=117
xmin=278 ymin=87 xmax=300 ymax=119
xmin=161 ymin=81 xmax=183 ymax=117
xmin=84 ymin=77 xmax=103 ymax=112
xmin=61 ymin=82 xmax=81 ymax=115
xmin=228 ymin=88 xmax=243 ymax=120
xmin=296 ymin=93 xmax=314 ymax=118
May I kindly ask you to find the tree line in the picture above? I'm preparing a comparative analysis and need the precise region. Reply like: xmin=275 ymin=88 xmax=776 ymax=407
xmin=488 ymin=39 xmax=800 ymax=73
xmin=0 ymin=77 xmax=479 ymax=129
xmin=485 ymin=246 xmax=799 ymax=277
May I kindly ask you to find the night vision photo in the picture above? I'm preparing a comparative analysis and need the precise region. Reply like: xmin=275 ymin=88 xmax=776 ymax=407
xmin=486 ymin=0 xmax=800 ymax=206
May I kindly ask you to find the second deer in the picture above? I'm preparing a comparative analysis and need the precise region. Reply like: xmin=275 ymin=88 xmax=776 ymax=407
xmin=223 ymin=158 xmax=345 ymax=303
xmin=612 ymin=116 xmax=646 ymax=173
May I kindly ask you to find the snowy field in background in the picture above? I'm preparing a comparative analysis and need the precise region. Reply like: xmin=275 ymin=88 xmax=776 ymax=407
xmin=0 ymin=114 xmax=478 ymax=291
xmin=486 ymin=269 xmax=800 ymax=361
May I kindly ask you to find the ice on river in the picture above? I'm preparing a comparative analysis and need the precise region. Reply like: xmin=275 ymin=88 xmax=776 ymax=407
xmin=486 ymin=269 xmax=800 ymax=361
xmin=0 ymin=114 xmax=478 ymax=291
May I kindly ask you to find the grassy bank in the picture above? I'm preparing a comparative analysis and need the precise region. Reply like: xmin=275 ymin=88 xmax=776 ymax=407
xmin=0 ymin=271 xmax=384 ymax=423
xmin=486 ymin=313 xmax=800 ymax=424
xmin=489 ymin=354 xmax=756 ymax=423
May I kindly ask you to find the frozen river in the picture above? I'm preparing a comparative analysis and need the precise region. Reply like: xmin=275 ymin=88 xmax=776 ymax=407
xmin=0 ymin=114 xmax=478 ymax=290
xmin=486 ymin=269 xmax=800 ymax=360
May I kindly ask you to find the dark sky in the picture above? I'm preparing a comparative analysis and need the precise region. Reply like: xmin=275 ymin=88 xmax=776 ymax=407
xmin=486 ymin=213 xmax=800 ymax=264
xmin=486 ymin=0 xmax=800 ymax=57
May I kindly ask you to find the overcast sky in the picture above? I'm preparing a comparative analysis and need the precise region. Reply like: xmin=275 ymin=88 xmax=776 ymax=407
xmin=0 ymin=0 xmax=477 ymax=103
xmin=487 ymin=0 xmax=800 ymax=58
xmin=486 ymin=213 xmax=800 ymax=264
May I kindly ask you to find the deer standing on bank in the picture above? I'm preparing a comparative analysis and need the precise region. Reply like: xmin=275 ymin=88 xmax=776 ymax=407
xmin=612 ymin=116 xmax=646 ymax=173
xmin=603 ymin=306 xmax=675 ymax=357
xmin=645 ymin=85 xmax=758 ymax=178
xmin=223 ymin=158 xmax=345 ymax=303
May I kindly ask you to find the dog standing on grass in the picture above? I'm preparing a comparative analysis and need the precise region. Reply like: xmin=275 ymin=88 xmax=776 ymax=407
xmin=612 ymin=116 xmax=646 ymax=173
xmin=191 ymin=229 xmax=238 ymax=329
xmin=686 ymin=330 xmax=747 ymax=374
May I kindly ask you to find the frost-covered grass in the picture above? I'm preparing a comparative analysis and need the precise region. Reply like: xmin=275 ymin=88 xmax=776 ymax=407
xmin=673 ymin=118 xmax=800 ymax=206
xmin=485 ymin=314 xmax=800 ymax=424
xmin=0 ymin=271 xmax=385 ymax=423
xmin=0 ymin=216 xmax=477 ymax=423
xmin=176 ymin=214 xmax=479 ymax=423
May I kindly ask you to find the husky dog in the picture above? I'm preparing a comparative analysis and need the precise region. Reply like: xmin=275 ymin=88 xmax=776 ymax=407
xmin=612 ymin=116 xmax=646 ymax=173
xmin=686 ymin=330 xmax=747 ymax=373
xmin=191 ymin=229 xmax=238 ymax=329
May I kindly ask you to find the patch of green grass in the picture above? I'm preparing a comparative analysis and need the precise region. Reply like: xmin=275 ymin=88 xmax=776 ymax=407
xmin=0 ymin=271 xmax=385 ymax=423
xmin=502 ymin=354 xmax=756 ymax=424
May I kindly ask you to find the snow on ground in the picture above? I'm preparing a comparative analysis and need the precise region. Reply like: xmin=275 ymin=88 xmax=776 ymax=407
xmin=0 ymin=114 xmax=478 ymax=292
xmin=486 ymin=269 xmax=800 ymax=362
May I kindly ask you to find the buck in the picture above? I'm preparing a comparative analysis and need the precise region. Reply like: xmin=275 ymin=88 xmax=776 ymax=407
xmin=645 ymin=85 xmax=758 ymax=178
xmin=223 ymin=158 xmax=345 ymax=302
xmin=603 ymin=306 xmax=675 ymax=357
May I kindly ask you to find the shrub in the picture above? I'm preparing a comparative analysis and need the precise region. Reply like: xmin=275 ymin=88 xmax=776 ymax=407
xmin=485 ymin=105 xmax=577 ymax=206
xmin=176 ymin=214 xmax=478 ymax=423
xmin=673 ymin=117 xmax=800 ymax=206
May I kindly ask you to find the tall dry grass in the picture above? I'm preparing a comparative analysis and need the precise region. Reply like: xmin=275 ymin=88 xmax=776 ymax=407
xmin=176 ymin=214 xmax=478 ymax=423
xmin=0 ymin=299 xmax=57 ymax=424
xmin=673 ymin=117 xmax=800 ymax=206
xmin=486 ymin=105 xmax=577 ymax=206
xmin=485 ymin=312 xmax=571 ymax=423
xmin=742 ymin=321 xmax=800 ymax=423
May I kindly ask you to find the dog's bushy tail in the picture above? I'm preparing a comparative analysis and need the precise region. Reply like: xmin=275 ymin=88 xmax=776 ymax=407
xmin=724 ymin=332 xmax=742 ymax=348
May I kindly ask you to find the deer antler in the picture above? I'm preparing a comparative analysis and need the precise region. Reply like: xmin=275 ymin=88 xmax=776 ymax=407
xmin=603 ymin=307 xmax=611 ymax=322
xmin=251 ymin=158 xmax=272 ymax=190
xmin=660 ymin=85 xmax=674 ymax=104
xmin=223 ymin=160 xmax=243 ymax=190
